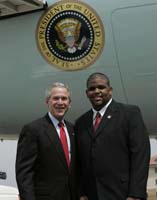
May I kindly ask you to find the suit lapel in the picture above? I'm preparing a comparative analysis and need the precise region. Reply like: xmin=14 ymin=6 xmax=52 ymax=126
xmin=94 ymin=100 xmax=118 ymax=137
xmin=43 ymin=114 xmax=69 ymax=170
xmin=86 ymin=110 xmax=95 ymax=137
xmin=65 ymin=121 xmax=75 ymax=169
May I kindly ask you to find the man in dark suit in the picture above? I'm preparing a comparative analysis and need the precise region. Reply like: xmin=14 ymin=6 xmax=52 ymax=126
xmin=16 ymin=82 xmax=78 ymax=200
xmin=75 ymin=73 xmax=150 ymax=200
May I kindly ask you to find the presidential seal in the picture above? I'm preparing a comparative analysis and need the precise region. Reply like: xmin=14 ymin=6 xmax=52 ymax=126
xmin=36 ymin=0 xmax=105 ymax=71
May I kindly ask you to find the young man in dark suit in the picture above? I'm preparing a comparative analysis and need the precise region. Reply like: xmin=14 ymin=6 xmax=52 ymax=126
xmin=16 ymin=82 xmax=78 ymax=200
xmin=75 ymin=72 xmax=150 ymax=200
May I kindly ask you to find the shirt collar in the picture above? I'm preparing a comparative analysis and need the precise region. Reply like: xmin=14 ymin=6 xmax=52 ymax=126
xmin=48 ymin=112 xmax=65 ymax=128
xmin=92 ymin=98 xmax=112 ymax=120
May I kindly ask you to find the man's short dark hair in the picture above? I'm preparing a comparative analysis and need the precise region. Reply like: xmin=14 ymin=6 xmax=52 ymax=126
xmin=87 ymin=72 xmax=110 ymax=88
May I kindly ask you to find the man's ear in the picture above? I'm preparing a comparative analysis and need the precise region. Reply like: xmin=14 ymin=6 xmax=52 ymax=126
xmin=45 ymin=98 xmax=49 ymax=104
xmin=68 ymin=98 xmax=72 ymax=107
xmin=109 ymin=87 xmax=113 ymax=95
xmin=86 ymin=89 xmax=89 ymax=97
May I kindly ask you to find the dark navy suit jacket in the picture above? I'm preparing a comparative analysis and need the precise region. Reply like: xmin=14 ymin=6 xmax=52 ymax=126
xmin=16 ymin=114 xmax=78 ymax=200
xmin=75 ymin=100 xmax=150 ymax=200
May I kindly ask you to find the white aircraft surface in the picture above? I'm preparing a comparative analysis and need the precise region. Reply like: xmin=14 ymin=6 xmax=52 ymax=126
xmin=0 ymin=185 xmax=18 ymax=200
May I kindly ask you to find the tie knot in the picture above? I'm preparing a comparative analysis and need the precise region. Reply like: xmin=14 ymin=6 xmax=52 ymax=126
xmin=95 ymin=112 xmax=101 ymax=119
xmin=58 ymin=121 xmax=64 ymax=128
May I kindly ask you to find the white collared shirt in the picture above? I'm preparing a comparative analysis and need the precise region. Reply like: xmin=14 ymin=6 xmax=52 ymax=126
xmin=92 ymin=98 xmax=112 ymax=124
xmin=48 ymin=112 xmax=71 ymax=159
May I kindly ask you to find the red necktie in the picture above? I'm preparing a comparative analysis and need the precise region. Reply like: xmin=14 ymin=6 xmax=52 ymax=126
xmin=58 ymin=122 xmax=70 ymax=167
xmin=93 ymin=112 xmax=101 ymax=131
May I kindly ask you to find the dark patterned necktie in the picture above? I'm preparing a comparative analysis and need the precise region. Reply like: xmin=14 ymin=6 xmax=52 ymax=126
xmin=93 ymin=112 xmax=101 ymax=131
xmin=58 ymin=122 xmax=70 ymax=167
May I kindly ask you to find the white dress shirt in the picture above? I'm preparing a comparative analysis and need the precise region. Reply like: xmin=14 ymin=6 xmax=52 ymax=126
xmin=48 ymin=112 xmax=71 ymax=159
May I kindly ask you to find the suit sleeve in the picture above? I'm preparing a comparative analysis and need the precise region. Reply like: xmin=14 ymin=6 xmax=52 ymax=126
xmin=127 ymin=106 xmax=150 ymax=199
xmin=74 ymin=120 xmax=88 ymax=198
xmin=16 ymin=125 xmax=38 ymax=200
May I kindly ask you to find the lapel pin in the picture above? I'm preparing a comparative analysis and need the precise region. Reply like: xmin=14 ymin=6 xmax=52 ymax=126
xmin=107 ymin=115 xmax=111 ymax=119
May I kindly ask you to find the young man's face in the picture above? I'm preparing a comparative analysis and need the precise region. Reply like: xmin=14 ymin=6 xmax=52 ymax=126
xmin=46 ymin=87 xmax=71 ymax=121
xmin=86 ymin=77 xmax=112 ymax=110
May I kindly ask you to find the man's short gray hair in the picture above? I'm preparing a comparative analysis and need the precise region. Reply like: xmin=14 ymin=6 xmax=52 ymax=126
xmin=45 ymin=82 xmax=71 ymax=100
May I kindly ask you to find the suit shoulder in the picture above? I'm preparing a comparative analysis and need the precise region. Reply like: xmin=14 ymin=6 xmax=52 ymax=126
xmin=19 ymin=117 xmax=45 ymax=137
xmin=124 ymin=104 xmax=140 ymax=114
xmin=115 ymin=101 xmax=140 ymax=112
xmin=115 ymin=102 xmax=143 ymax=121
xmin=25 ymin=117 xmax=44 ymax=128
xmin=75 ymin=110 xmax=91 ymax=124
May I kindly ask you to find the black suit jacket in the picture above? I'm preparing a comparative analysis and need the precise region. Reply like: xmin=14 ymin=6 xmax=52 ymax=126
xmin=16 ymin=114 xmax=78 ymax=200
xmin=75 ymin=100 xmax=150 ymax=200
